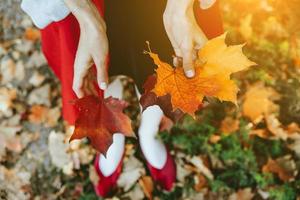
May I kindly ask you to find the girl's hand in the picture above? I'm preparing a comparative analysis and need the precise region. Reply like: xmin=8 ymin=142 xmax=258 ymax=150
xmin=64 ymin=0 xmax=108 ymax=98
xmin=163 ymin=0 xmax=216 ymax=78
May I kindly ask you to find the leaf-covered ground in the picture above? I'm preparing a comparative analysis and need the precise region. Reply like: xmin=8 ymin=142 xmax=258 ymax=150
xmin=0 ymin=0 xmax=300 ymax=200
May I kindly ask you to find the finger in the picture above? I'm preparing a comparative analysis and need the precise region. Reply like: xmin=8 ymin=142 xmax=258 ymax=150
xmin=92 ymin=48 xmax=109 ymax=90
xmin=180 ymin=36 xmax=197 ymax=78
xmin=182 ymin=48 xmax=196 ymax=78
xmin=194 ymin=28 xmax=208 ymax=49
xmin=163 ymin=15 xmax=183 ymax=63
xmin=73 ymin=42 xmax=91 ymax=98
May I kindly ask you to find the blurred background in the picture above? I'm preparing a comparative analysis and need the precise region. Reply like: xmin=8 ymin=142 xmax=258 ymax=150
xmin=0 ymin=0 xmax=300 ymax=199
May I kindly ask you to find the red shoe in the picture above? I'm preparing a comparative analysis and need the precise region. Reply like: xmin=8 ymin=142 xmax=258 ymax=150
xmin=93 ymin=154 xmax=123 ymax=197
xmin=145 ymin=149 xmax=176 ymax=191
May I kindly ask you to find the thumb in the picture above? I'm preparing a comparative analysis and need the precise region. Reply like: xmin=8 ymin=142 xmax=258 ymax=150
xmin=73 ymin=45 xmax=91 ymax=98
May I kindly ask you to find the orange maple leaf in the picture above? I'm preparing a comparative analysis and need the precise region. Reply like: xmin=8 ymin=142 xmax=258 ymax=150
xmin=70 ymin=96 xmax=134 ymax=155
xmin=145 ymin=33 xmax=255 ymax=116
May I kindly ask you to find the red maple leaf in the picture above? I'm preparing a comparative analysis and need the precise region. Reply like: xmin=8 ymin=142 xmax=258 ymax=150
xmin=70 ymin=95 xmax=134 ymax=155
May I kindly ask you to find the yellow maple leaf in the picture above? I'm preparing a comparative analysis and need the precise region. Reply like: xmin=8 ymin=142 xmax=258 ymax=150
xmin=149 ymin=33 xmax=255 ymax=116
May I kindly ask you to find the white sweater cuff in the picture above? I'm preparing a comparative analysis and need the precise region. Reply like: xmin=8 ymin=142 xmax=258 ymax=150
xmin=21 ymin=0 xmax=71 ymax=29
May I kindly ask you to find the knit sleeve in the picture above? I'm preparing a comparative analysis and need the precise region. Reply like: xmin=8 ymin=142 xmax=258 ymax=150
xmin=21 ymin=0 xmax=70 ymax=29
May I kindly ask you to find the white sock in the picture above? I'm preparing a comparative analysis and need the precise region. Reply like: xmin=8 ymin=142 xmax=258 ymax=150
xmin=136 ymin=88 xmax=168 ymax=170
xmin=98 ymin=133 xmax=125 ymax=177
xmin=98 ymin=78 xmax=125 ymax=177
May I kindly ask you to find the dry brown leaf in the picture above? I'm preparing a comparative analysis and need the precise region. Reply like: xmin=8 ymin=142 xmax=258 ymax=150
xmin=48 ymin=131 xmax=73 ymax=175
xmin=139 ymin=176 xmax=153 ymax=200
xmin=228 ymin=188 xmax=254 ymax=200
xmin=220 ymin=117 xmax=240 ymax=134
xmin=249 ymin=129 xmax=270 ymax=139
xmin=0 ymin=58 xmax=16 ymax=84
xmin=190 ymin=156 xmax=213 ymax=180
xmin=0 ymin=124 xmax=23 ymax=160
xmin=287 ymin=123 xmax=300 ymax=134
xmin=194 ymin=173 xmax=207 ymax=192
xmin=209 ymin=134 xmax=221 ymax=144
xmin=28 ymin=105 xmax=48 ymax=123
xmin=24 ymin=28 xmax=41 ymax=41
xmin=265 ymin=114 xmax=290 ymax=140
xmin=243 ymin=83 xmax=279 ymax=123
xmin=28 ymin=105 xmax=60 ymax=127
xmin=262 ymin=158 xmax=294 ymax=182
xmin=0 ymin=87 xmax=17 ymax=116
xmin=159 ymin=116 xmax=174 ymax=132
xmin=117 ymin=155 xmax=145 ymax=191
xmin=89 ymin=165 xmax=99 ymax=185
xmin=28 ymin=84 xmax=51 ymax=106
xmin=29 ymin=71 xmax=45 ymax=87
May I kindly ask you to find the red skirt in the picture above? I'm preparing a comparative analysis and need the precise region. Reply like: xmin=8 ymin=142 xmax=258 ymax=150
xmin=40 ymin=0 xmax=223 ymax=125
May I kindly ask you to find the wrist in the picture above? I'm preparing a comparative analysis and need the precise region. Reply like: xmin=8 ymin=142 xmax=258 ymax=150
xmin=63 ymin=0 xmax=91 ymax=17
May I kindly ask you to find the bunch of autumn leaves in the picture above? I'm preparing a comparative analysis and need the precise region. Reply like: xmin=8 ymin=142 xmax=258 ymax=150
xmin=70 ymin=33 xmax=256 ymax=155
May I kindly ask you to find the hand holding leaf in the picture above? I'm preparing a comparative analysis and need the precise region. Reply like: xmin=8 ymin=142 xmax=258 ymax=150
xmin=141 ymin=33 xmax=255 ymax=119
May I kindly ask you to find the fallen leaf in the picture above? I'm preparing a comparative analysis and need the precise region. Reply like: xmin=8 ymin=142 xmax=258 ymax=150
xmin=194 ymin=173 xmax=207 ymax=192
xmin=243 ymin=83 xmax=279 ymax=123
xmin=28 ymin=84 xmax=51 ymax=106
xmin=0 ymin=166 xmax=30 ymax=200
xmin=0 ymin=58 xmax=16 ymax=84
xmin=0 ymin=124 xmax=22 ymax=161
xmin=28 ymin=105 xmax=48 ymax=123
xmin=265 ymin=114 xmax=289 ymax=140
xmin=29 ymin=71 xmax=45 ymax=87
xmin=127 ymin=184 xmax=145 ymax=200
xmin=159 ymin=116 xmax=174 ymax=132
xmin=25 ymin=51 xmax=47 ymax=68
xmin=228 ymin=188 xmax=254 ymax=200
xmin=89 ymin=165 xmax=99 ymax=185
xmin=48 ymin=131 xmax=73 ymax=174
xmin=142 ymin=33 xmax=255 ymax=117
xmin=24 ymin=27 xmax=40 ymax=41
xmin=28 ymin=105 xmax=60 ymax=127
xmin=289 ymin=134 xmax=300 ymax=157
xmin=220 ymin=117 xmax=240 ymax=134
xmin=0 ymin=87 xmax=17 ymax=117
xmin=262 ymin=158 xmax=294 ymax=182
xmin=71 ymin=96 xmax=134 ymax=155
xmin=139 ymin=176 xmax=153 ymax=200
xmin=190 ymin=156 xmax=214 ymax=180
xmin=15 ymin=61 xmax=25 ymax=82
xmin=209 ymin=134 xmax=221 ymax=144
xmin=117 ymin=155 xmax=145 ymax=191
xmin=286 ymin=123 xmax=300 ymax=134
xmin=176 ymin=153 xmax=192 ymax=182
xmin=249 ymin=129 xmax=270 ymax=139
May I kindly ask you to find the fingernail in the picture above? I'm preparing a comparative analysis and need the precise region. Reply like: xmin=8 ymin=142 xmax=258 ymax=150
xmin=100 ymin=82 xmax=107 ymax=90
xmin=185 ymin=70 xmax=195 ymax=78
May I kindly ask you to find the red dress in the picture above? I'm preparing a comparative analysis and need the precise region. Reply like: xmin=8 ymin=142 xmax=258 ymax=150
xmin=40 ymin=0 xmax=223 ymax=125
